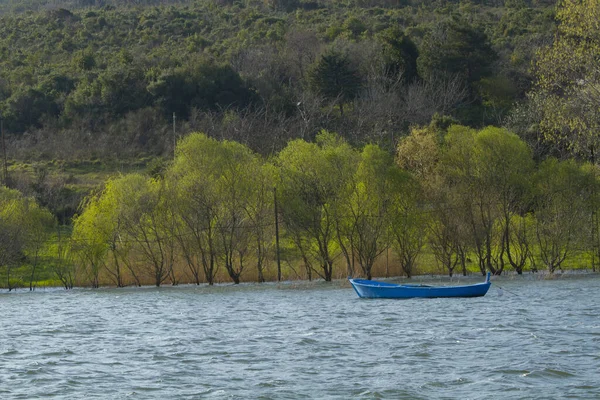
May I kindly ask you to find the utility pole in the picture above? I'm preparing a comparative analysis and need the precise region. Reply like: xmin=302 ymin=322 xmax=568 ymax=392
xmin=1 ymin=112 xmax=7 ymax=187
xmin=274 ymin=187 xmax=282 ymax=281
xmin=173 ymin=112 xmax=177 ymax=158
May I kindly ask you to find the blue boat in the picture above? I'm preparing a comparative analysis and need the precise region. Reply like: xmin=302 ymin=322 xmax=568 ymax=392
xmin=349 ymin=273 xmax=491 ymax=299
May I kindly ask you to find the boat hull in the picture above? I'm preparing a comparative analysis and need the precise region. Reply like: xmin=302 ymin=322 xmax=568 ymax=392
xmin=349 ymin=274 xmax=491 ymax=299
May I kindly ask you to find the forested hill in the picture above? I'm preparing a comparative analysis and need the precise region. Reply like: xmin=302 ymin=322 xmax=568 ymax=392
xmin=0 ymin=0 xmax=556 ymax=160
xmin=3 ymin=0 xmax=600 ymax=287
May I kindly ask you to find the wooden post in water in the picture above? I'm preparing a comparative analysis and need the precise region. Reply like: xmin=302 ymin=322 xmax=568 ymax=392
xmin=274 ymin=187 xmax=282 ymax=281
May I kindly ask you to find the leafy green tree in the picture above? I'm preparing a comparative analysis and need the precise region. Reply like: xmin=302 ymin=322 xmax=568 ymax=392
xmin=1 ymin=187 xmax=54 ymax=290
xmin=73 ymin=51 xmax=96 ymax=72
xmin=475 ymin=127 xmax=534 ymax=274
xmin=124 ymin=177 xmax=177 ymax=287
xmin=170 ymin=133 xmax=274 ymax=284
xmin=377 ymin=27 xmax=419 ymax=83
xmin=243 ymin=162 xmax=276 ymax=283
xmin=72 ymin=195 xmax=109 ymax=288
xmin=342 ymin=144 xmax=400 ymax=280
xmin=147 ymin=60 xmax=254 ymax=120
xmin=388 ymin=173 xmax=426 ymax=278
xmin=533 ymin=159 xmax=590 ymax=272
xmin=79 ymin=174 xmax=176 ymax=287
xmin=441 ymin=125 xmax=533 ymax=275
xmin=52 ymin=227 xmax=76 ymax=290
xmin=277 ymin=131 xmax=355 ymax=281
xmin=24 ymin=200 xmax=55 ymax=290
xmin=63 ymin=78 xmax=104 ymax=127
xmin=531 ymin=0 xmax=600 ymax=160
xmin=169 ymin=133 xmax=221 ymax=285
xmin=417 ymin=18 xmax=496 ymax=86
xmin=213 ymin=140 xmax=264 ymax=284
xmin=72 ymin=177 xmax=143 ymax=287
xmin=98 ymin=66 xmax=149 ymax=118
xmin=342 ymin=16 xmax=368 ymax=40
xmin=582 ymin=163 xmax=600 ymax=272
xmin=308 ymin=51 xmax=362 ymax=117
xmin=397 ymin=125 xmax=466 ymax=277
xmin=4 ymin=86 xmax=59 ymax=133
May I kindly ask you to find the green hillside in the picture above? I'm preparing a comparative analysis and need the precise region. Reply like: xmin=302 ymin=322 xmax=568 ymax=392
xmin=3 ymin=0 xmax=600 ymax=287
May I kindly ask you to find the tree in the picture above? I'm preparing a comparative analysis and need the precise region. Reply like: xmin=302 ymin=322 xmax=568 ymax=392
xmin=1 ymin=188 xmax=31 ymax=290
xmin=147 ymin=60 xmax=255 ymax=120
xmin=124 ymin=177 xmax=177 ymax=287
xmin=475 ymin=127 xmax=534 ymax=274
xmin=98 ymin=66 xmax=149 ymax=118
xmin=277 ymin=131 xmax=355 ymax=281
xmin=52 ymin=227 xmax=76 ymax=290
xmin=213 ymin=140 xmax=264 ymax=284
xmin=343 ymin=144 xmax=402 ymax=279
xmin=170 ymin=133 xmax=275 ymax=284
xmin=377 ymin=27 xmax=419 ymax=84
xmin=4 ymin=86 xmax=59 ymax=133
xmin=582 ymin=163 xmax=600 ymax=272
xmin=417 ymin=18 xmax=496 ymax=88
xmin=426 ymin=190 xmax=469 ymax=277
xmin=1 ymin=186 xmax=54 ymax=290
xmin=506 ymin=214 xmax=534 ymax=275
xmin=397 ymin=125 xmax=467 ymax=277
xmin=80 ymin=174 xmax=176 ymax=287
xmin=23 ymin=203 xmax=54 ymax=290
xmin=533 ymin=159 xmax=589 ymax=272
xmin=169 ymin=133 xmax=221 ymax=285
xmin=308 ymin=51 xmax=362 ymax=117
xmin=72 ymin=195 xmax=110 ymax=288
xmin=440 ymin=125 xmax=533 ymax=275
xmin=388 ymin=174 xmax=426 ymax=278
xmin=243 ymin=162 xmax=276 ymax=283
xmin=73 ymin=178 xmax=143 ymax=287
xmin=531 ymin=0 xmax=600 ymax=161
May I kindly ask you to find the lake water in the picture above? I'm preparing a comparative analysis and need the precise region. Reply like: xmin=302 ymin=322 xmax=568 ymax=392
xmin=1 ymin=274 xmax=599 ymax=399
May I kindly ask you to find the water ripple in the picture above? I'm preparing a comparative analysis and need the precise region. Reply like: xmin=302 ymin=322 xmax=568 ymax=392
xmin=1 ymin=276 xmax=600 ymax=398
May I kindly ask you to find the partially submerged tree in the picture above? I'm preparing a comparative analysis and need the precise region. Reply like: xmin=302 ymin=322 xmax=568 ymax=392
xmin=277 ymin=131 xmax=356 ymax=281
xmin=170 ymin=133 xmax=272 ymax=284
xmin=338 ymin=144 xmax=394 ymax=280
xmin=170 ymin=134 xmax=222 ymax=285
xmin=533 ymin=159 xmax=589 ymax=272
xmin=389 ymin=174 xmax=426 ymax=278
xmin=0 ymin=186 xmax=54 ymax=291
xmin=440 ymin=125 xmax=533 ymax=275
xmin=213 ymin=140 xmax=264 ymax=284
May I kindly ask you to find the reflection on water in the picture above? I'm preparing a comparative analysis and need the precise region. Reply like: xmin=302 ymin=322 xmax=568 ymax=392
xmin=1 ymin=275 xmax=600 ymax=399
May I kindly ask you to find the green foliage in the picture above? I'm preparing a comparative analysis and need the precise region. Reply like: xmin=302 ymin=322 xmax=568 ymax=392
xmin=147 ymin=60 xmax=254 ymax=119
xmin=533 ymin=158 xmax=592 ymax=272
xmin=0 ymin=0 xmax=558 ymax=155
xmin=529 ymin=0 xmax=600 ymax=160
xmin=0 ymin=186 xmax=55 ymax=290
xmin=308 ymin=50 xmax=362 ymax=115
xmin=7 ymin=0 xmax=600 ymax=286
xmin=438 ymin=125 xmax=535 ymax=275
xmin=276 ymin=131 xmax=357 ymax=281
xmin=11 ymin=120 xmax=600 ymax=288
xmin=417 ymin=17 xmax=496 ymax=85
xmin=377 ymin=26 xmax=419 ymax=83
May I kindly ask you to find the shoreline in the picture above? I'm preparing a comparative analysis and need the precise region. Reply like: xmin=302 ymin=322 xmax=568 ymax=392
xmin=3 ymin=269 xmax=599 ymax=293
